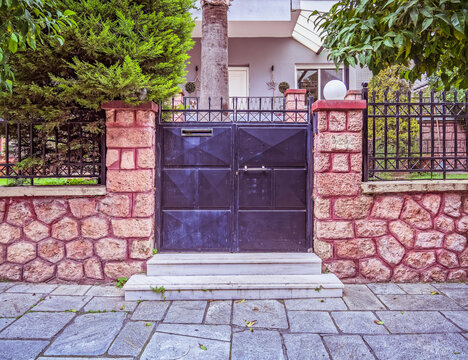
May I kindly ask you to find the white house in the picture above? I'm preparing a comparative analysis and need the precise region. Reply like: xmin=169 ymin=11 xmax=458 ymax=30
xmin=185 ymin=0 xmax=372 ymax=100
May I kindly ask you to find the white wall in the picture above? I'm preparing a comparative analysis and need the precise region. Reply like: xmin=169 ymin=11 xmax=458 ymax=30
xmin=191 ymin=0 xmax=291 ymax=21
xmin=186 ymin=38 xmax=364 ymax=97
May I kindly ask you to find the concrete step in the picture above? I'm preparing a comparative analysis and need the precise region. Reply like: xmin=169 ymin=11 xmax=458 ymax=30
xmin=147 ymin=253 xmax=322 ymax=276
xmin=123 ymin=273 xmax=343 ymax=301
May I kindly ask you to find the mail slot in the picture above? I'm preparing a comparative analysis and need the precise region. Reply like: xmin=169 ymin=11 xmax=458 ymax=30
xmin=181 ymin=128 xmax=213 ymax=137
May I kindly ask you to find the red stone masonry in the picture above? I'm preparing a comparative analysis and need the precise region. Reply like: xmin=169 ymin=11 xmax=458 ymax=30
xmin=312 ymin=100 xmax=468 ymax=283
xmin=0 ymin=102 xmax=157 ymax=283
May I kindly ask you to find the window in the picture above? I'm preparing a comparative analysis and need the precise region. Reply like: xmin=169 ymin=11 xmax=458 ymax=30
xmin=296 ymin=67 xmax=344 ymax=100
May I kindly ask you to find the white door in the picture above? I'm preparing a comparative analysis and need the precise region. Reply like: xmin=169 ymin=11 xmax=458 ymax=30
xmin=229 ymin=67 xmax=249 ymax=109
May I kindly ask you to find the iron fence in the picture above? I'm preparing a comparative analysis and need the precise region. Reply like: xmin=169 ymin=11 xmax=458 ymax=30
xmin=0 ymin=112 xmax=105 ymax=185
xmin=160 ymin=96 xmax=312 ymax=123
xmin=363 ymin=84 xmax=468 ymax=181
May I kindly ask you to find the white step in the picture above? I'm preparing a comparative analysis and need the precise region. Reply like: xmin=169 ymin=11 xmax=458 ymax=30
xmin=147 ymin=253 xmax=322 ymax=276
xmin=123 ymin=274 xmax=343 ymax=301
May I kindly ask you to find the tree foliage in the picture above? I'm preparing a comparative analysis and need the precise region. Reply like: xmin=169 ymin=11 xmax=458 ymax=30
xmin=313 ymin=0 xmax=468 ymax=90
xmin=0 ymin=0 xmax=195 ymax=124
xmin=0 ymin=0 xmax=75 ymax=92
xmin=367 ymin=65 xmax=419 ymax=157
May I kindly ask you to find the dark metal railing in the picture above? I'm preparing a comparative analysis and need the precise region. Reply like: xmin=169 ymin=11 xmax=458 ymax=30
xmin=0 ymin=112 xmax=105 ymax=186
xmin=160 ymin=96 xmax=312 ymax=124
xmin=363 ymin=84 xmax=468 ymax=181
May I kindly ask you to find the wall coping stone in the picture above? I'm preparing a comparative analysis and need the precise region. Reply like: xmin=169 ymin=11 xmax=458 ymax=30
xmin=0 ymin=185 xmax=107 ymax=198
xmin=284 ymin=89 xmax=307 ymax=96
xmin=362 ymin=180 xmax=468 ymax=194
xmin=101 ymin=101 xmax=158 ymax=112
xmin=311 ymin=100 xmax=367 ymax=112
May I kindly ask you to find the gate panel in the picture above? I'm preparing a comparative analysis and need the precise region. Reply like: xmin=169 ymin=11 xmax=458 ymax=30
xmin=237 ymin=127 xmax=308 ymax=252
xmin=238 ymin=212 xmax=306 ymax=251
xmin=162 ymin=210 xmax=231 ymax=251
xmin=160 ymin=126 xmax=233 ymax=251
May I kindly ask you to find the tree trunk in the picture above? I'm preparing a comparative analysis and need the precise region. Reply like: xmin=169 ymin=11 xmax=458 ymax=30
xmin=199 ymin=0 xmax=230 ymax=110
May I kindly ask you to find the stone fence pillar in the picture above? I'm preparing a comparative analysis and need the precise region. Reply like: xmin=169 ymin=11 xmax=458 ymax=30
xmin=101 ymin=101 xmax=157 ymax=278
xmin=311 ymin=99 xmax=367 ymax=279
xmin=284 ymin=89 xmax=307 ymax=122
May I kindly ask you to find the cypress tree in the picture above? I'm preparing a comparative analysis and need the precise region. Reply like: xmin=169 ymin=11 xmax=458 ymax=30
xmin=0 ymin=0 xmax=195 ymax=124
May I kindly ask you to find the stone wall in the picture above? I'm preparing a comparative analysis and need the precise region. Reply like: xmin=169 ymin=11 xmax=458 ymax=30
xmin=312 ymin=100 xmax=468 ymax=283
xmin=0 ymin=102 xmax=157 ymax=283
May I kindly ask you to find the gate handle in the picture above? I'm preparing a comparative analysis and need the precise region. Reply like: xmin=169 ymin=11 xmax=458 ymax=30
xmin=243 ymin=165 xmax=268 ymax=172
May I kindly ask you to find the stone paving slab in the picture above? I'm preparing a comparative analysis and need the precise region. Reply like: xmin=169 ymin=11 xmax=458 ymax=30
xmin=0 ymin=312 xmax=75 ymax=339
xmin=377 ymin=311 xmax=461 ymax=333
xmin=0 ymin=318 xmax=14 ymax=331
xmin=83 ymin=296 xmax=136 ymax=312
xmin=432 ymin=283 xmax=468 ymax=291
xmin=0 ymin=293 xmax=41 ymax=317
xmin=45 ymin=313 xmax=125 ymax=356
xmin=283 ymin=333 xmax=329 ymax=359
xmin=33 ymin=295 xmax=92 ymax=312
xmin=442 ymin=311 xmax=468 ymax=331
xmin=157 ymin=324 xmax=231 ymax=341
xmin=6 ymin=283 xmax=57 ymax=294
xmin=231 ymin=330 xmax=284 ymax=360
xmin=379 ymin=294 xmax=463 ymax=310
xmin=436 ymin=288 xmax=468 ymax=307
xmin=364 ymin=333 xmax=468 ymax=360
xmin=323 ymin=335 xmax=375 ymax=360
xmin=343 ymin=285 xmax=386 ymax=310
xmin=398 ymin=283 xmax=438 ymax=294
xmin=367 ymin=283 xmax=406 ymax=295
xmin=85 ymin=285 xmax=124 ymax=297
xmin=131 ymin=300 xmax=170 ymax=321
xmin=0 ymin=339 xmax=49 ymax=360
xmin=141 ymin=332 xmax=230 ymax=360
xmin=38 ymin=358 xmax=133 ymax=360
xmin=50 ymin=285 xmax=92 ymax=296
xmin=331 ymin=311 xmax=389 ymax=334
xmin=164 ymin=300 xmax=207 ymax=324
xmin=108 ymin=321 xmax=155 ymax=357
xmin=232 ymin=300 xmax=288 ymax=329
xmin=0 ymin=283 xmax=14 ymax=292
xmin=288 ymin=311 xmax=338 ymax=333
xmin=205 ymin=300 xmax=232 ymax=324
xmin=285 ymin=297 xmax=347 ymax=311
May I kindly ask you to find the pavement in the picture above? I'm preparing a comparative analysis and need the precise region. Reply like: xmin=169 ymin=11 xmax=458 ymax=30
xmin=0 ymin=282 xmax=466 ymax=360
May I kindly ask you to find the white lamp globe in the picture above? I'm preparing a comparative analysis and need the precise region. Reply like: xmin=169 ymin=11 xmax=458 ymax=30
xmin=323 ymin=80 xmax=347 ymax=100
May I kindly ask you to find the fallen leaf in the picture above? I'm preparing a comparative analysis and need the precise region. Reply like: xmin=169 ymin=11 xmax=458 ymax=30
xmin=278 ymin=300 xmax=285 ymax=303
xmin=314 ymin=287 xmax=322 ymax=292
xmin=145 ymin=323 xmax=151 ymax=326
xmin=430 ymin=291 xmax=440 ymax=295
xmin=235 ymin=299 xmax=245 ymax=303
xmin=401 ymin=311 xmax=405 ymax=314
xmin=454 ymin=351 xmax=460 ymax=355
xmin=199 ymin=343 xmax=207 ymax=351
xmin=252 ymin=307 xmax=259 ymax=311
xmin=374 ymin=320 xmax=385 ymax=325
xmin=245 ymin=320 xmax=257 ymax=328
xmin=120 ymin=305 xmax=125 ymax=310
xmin=318 ymin=299 xmax=325 ymax=303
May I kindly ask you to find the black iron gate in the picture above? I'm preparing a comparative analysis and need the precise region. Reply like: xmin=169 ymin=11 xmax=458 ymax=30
xmin=156 ymin=97 xmax=313 ymax=252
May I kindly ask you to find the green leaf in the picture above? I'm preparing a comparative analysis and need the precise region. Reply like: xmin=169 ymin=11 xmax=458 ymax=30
xmin=383 ymin=38 xmax=393 ymax=47
xmin=8 ymin=33 xmax=18 ymax=53
xmin=421 ymin=18 xmax=433 ymax=32
xmin=409 ymin=10 xmax=418 ymax=26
